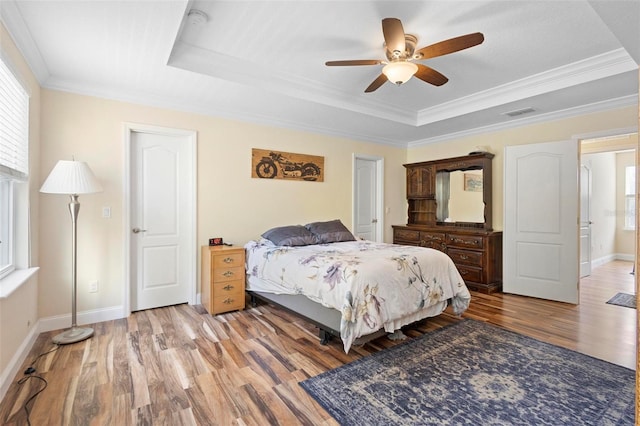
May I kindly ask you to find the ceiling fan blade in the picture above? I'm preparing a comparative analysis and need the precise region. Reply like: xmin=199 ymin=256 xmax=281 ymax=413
xmin=325 ymin=60 xmax=382 ymax=66
xmin=414 ymin=64 xmax=449 ymax=86
xmin=364 ymin=74 xmax=388 ymax=93
xmin=415 ymin=32 xmax=485 ymax=60
xmin=382 ymin=18 xmax=406 ymax=56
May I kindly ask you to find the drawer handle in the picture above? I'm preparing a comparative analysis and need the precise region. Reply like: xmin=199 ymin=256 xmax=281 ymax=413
xmin=459 ymin=254 xmax=469 ymax=260
xmin=223 ymin=257 xmax=234 ymax=263
xmin=223 ymin=284 xmax=234 ymax=291
xmin=453 ymin=238 xmax=479 ymax=247
xmin=223 ymin=271 xmax=234 ymax=277
xmin=459 ymin=270 xmax=469 ymax=275
xmin=223 ymin=298 xmax=234 ymax=304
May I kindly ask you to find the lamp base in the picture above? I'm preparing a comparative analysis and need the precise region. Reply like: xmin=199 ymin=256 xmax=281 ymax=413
xmin=52 ymin=326 xmax=94 ymax=345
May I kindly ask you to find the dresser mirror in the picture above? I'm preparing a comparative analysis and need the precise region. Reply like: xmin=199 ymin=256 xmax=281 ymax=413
xmin=403 ymin=152 xmax=493 ymax=230
xmin=435 ymin=169 xmax=485 ymax=224
xmin=395 ymin=152 xmax=501 ymax=293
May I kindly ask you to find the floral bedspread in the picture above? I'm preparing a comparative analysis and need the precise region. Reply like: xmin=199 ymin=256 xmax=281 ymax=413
xmin=245 ymin=239 xmax=471 ymax=352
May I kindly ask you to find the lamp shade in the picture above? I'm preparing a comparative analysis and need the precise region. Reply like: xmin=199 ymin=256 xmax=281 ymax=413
xmin=40 ymin=160 xmax=103 ymax=194
xmin=382 ymin=61 xmax=418 ymax=85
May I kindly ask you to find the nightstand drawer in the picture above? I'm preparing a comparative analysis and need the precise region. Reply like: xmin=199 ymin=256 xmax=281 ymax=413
xmin=448 ymin=248 xmax=483 ymax=267
xmin=213 ymin=252 xmax=243 ymax=268
xmin=212 ymin=266 xmax=244 ymax=283
xmin=212 ymin=293 xmax=245 ymax=313
xmin=213 ymin=279 xmax=243 ymax=295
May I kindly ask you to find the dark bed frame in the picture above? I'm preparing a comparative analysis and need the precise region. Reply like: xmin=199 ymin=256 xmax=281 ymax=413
xmin=247 ymin=290 xmax=387 ymax=345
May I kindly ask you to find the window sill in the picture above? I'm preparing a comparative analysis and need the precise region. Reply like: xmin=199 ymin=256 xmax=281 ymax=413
xmin=0 ymin=267 xmax=39 ymax=299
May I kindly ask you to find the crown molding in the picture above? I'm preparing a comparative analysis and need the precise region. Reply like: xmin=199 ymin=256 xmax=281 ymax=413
xmin=0 ymin=0 xmax=49 ymax=84
xmin=408 ymin=94 xmax=638 ymax=148
xmin=43 ymin=76 xmax=407 ymax=147
xmin=44 ymin=73 xmax=637 ymax=150
xmin=416 ymin=49 xmax=637 ymax=126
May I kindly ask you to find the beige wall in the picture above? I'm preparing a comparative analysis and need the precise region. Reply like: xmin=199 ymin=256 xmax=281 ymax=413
xmin=38 ymin=89 xmax=407 ymax=319
xmin=35 ymin=92 xmax=640 ymax=322
xmin=407 ymin=106 xmax=639 ymax=231
xmin=0 ymin=23 xmax=41 ymax=379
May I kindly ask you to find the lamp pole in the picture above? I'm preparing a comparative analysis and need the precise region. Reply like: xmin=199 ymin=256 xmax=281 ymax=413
xmin=51 ymin=193 xmax=94 ymax=344
xmin=41 ymin=160 xmax=102 ymax=345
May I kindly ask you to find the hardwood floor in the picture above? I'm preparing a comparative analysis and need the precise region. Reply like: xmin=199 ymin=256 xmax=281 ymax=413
xmin=0 ymin=260 xmax=635 ymax=425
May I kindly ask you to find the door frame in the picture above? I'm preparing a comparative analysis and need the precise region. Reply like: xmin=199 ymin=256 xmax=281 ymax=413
xmin=123 ymin=122 xmax=197 ymax=315
xmin=352 ymin=154 xmax=384 ymax=242
xmin=573 ymin=125 xmax=638 ymax=284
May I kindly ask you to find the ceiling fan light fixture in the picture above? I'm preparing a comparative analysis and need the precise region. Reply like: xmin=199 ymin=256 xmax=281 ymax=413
xmin=382 ymin=61 xmax=418 ymax=85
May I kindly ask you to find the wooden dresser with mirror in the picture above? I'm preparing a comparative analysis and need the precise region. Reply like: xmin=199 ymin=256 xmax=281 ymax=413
xmin=393 ymin=152 xmax=502 ymax=293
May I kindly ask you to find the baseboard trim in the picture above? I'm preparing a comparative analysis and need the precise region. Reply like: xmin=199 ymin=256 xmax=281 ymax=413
xmin=0 ymin=305 xmax=128 ymax=401
xmin=0 ymin=322 xmax=41 ymax=402
xmin=37 ymin=305 xmax=127 ymax=333
xmin=591 ymin=253 xmax=634 ymax=269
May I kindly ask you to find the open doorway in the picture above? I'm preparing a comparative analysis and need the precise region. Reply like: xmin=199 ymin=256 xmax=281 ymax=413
xmin=580 ymin=132 xmax=637 ymax=294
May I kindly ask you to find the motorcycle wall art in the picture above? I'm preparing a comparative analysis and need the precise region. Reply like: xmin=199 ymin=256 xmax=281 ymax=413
xmin=251 ymin=148 xmax=324 ymax=182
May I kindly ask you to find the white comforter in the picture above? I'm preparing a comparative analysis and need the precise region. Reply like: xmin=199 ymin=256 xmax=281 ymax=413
xmin=245 ymin=239 xmax=471 ymax=352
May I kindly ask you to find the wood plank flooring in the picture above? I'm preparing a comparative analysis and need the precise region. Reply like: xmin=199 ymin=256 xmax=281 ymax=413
xmin=0 ymin=260 xmax=635 ymax=425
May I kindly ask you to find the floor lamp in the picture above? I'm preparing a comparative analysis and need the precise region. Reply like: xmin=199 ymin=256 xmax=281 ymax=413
xmin=40 ymin=160 xmax=103 ymax=344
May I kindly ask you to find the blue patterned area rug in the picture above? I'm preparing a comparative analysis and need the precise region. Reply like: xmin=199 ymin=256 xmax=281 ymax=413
xmin=300 ymin=320 xmax=635 ymax=425
xmin=606 ymin=292 xmax=636 ymax=309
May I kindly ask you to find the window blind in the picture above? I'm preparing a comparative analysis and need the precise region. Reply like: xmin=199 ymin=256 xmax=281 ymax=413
xmin=0 ymin=57 xmax=29 ymax=181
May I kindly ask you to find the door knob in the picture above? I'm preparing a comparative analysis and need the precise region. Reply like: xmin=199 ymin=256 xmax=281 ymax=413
xmin=372 ymin=219 xmax=378 ymax=223
xmin=132 ymin=228 xmax=147 ymax=234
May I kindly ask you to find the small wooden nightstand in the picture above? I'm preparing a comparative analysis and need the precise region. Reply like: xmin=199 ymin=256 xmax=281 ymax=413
xmin=201 ymin=245 xmax=245 ymax=315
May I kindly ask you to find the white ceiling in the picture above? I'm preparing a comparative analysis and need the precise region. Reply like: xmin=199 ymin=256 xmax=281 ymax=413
xmin=2 ymin=0 xmax=639 ymax=147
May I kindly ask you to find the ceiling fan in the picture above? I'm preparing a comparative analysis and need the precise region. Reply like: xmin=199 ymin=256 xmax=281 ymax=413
xmin=325 ymin=18 xmax=484 ymax=93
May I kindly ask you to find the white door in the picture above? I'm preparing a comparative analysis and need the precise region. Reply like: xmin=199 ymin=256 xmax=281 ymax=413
xmin=579 ymin=164 xmax=592 ymax=277
xmin=353 ymin=156 xmax=381 ymax=241
xmin=129 ymin=126 xmax=196 ymax=311
xmin=503 ymin=140 xmax=579 ymax=304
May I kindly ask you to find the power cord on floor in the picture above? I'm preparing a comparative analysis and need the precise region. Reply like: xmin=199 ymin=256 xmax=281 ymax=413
xmin=17 ymin=375 xmax=47 ymax=426
xmin=16 ymin=345 xmax=59 ymax=425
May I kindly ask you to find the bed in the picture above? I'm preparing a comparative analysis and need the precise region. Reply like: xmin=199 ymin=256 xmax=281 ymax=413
xmin=245 ymin=220 xmax=471 ymax=353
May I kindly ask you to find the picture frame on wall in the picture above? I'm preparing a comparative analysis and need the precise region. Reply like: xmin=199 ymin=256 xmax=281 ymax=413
xmin=464 ymin=173 xmax=483 ymax=192
xmin=251 ymin=148 xmax=324 ymax=182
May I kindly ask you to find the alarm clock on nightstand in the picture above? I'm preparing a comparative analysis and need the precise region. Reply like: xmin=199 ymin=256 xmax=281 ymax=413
xmin=209 ymin=237 xmax=223 ymax=246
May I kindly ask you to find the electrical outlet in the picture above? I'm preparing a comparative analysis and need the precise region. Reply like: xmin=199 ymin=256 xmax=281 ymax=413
xmin=102 ymin=207 xmax=111 ymax=218
xmin=89 ymin=280 xmax=98 ymax=293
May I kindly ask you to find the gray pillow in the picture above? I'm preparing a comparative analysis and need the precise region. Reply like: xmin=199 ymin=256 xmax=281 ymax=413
xmin=305 ymin=219 xmax=355 ymax=243
xmin=261 ymin=225 xmax=318 ymax=246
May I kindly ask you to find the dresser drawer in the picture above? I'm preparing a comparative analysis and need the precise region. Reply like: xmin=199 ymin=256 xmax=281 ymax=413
xmin=213 ymin=252 xmax=244 ymax=268
xmin=394 ymin=228 xmax=420 ymax=242
xmin=212 ymin=265 xmax=244 ymax=283
xmin=447 ymin=234 xmax=483 ymax=249
xmin=455 ymin=265 xmax=482 ymax=283
xmin=448 ymin=248 xmax=483 ymax=267
xmin=420 ymin=232 xmax=446 ymax=244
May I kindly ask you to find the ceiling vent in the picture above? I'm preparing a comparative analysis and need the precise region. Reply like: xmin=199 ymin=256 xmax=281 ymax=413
xmin=502 ymin=107 xmax=536 ymax=117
